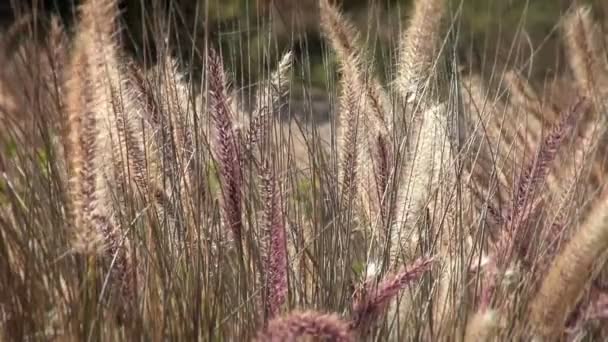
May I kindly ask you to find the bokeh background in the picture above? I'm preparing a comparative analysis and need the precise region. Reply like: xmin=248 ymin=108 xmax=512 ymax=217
xmin=0 ymin=0 xmax=603 ymax=121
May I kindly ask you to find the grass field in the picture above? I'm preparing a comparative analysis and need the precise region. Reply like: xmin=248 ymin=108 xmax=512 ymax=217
xmin=1 ymin=0 xmax=608 ymax=340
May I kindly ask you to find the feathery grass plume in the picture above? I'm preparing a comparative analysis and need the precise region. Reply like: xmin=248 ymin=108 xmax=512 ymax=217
xmin=143 ymin=53 xmax=205 ymax=245
xmin=336 ymin=59 xmax=364 ymax=208
xmin=206 ymin=48 xmax=244 ymax=246
xmin=261 ymin=163 xmax=288 ymax=321
xmin=82 ymin=0 xmax=149 ymax=226
xmin=319 ymin=0 xmax=391 ymax=235
xmin=427 ymin=140 xmax=460 ymax=337
xmin=154 ymin=56 xmax=196 ymax=177
xmin=246 ymin=51 xmax=292 ymax=150
xmin=351 ymin=256 xmax=434 ymax=331
xmin=391 ymin=102 xmax=452 ymax=264
xmin=64 ymin=0 xmax=119 ymax=253
xmin=562 ymin=117 xmax=603 ymax=194
xmin=106 ymin=61 xmax=156 ymax=202
xmin=475 ymin=99 xmax=588 ymax=318
xmin=153 ymin=52 xmax=205 ymax=178
xmin=63 ymin=0 xmax=136 ymax=309
xmin=395 ymin=0 xmax=446 ymax=100
xmin=561 ymin=6 xmax=608 ymax=192
xmin=318 ymin=0 xmax=389 ymax=134
xmin=499 ymin=98 xmax=587 ymax=260
xmin=515 ymin=96 xmax=583 ymax=210
xmin=464 ymin=310 xmax=500 ymax=342
xmin=562 ymin=6 xmax=608 ymax=107
xmin=134 ymin=60 xmax=175 ymax=167
xmin=255 ymin=310 xmax=354 ymax=342
xmin=390 ymin=0 xmax=455 ymax=281
xmin=544 ymin=118 xmax=601 ymax=232
xmin=530 ymin=189 xmax=608 ymax=339
xmin=389 ymin=103 xmax=457 ymax=335
xmin=122 ymin=60 xmax=175 ymax=208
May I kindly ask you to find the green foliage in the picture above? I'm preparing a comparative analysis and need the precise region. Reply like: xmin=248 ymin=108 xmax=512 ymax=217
xmin=3 ymin=139 xmax=16 ymax=159
xmin=294 ymin=178 xmax=316 ymax=219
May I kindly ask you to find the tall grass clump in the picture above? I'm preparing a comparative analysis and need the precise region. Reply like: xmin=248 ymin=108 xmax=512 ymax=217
xmin=1 ymin=0 xmax=608 ymax=340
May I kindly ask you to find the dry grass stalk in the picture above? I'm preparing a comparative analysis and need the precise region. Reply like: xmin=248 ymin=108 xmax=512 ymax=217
xmin=460 ymin=74 xmax=514 ymax=204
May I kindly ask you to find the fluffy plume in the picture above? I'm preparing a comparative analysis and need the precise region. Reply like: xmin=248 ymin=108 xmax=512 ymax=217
xmin=337 ymin=60 xmax=364 ymax=208
xmin=499 ymin=98 xmax=588 ymax=260
xmin=513 ymin=98 xmax=586 ymax=207
xmin=396 ymin=0 xmax=446 ymax=100
xmin=62 ymin=0 xmax=136 ymax=311
xmin=122 ymin=60 xmax=176 ymax=212
xmin=206 ymin=48 xmax=244 ymax=245
xmin=261 ymin=164 xmax=288 ymax=321
xmin=464 ymin=310 xmax=500 ymax=342
xmin=255 ymin=311 xmax=354 ymax=342
xmin=64 ymin=0 xmax=124 ymax=253
xmin=351 ymin=256 xmax=434 ymax=330
xmin=530 ymin=189 xmax=608 ymax=339
xmin=155 ymin=56 xmax=197 ymax=176
xmin=391 ymin=102 xmax=452 ymax=264
xmin=246 ymin=51 xmax=292 ymax=149
xmin=562 ymin=6 xmax=608 ymax=105
xmin=319 ymin=0 xmax=389 ymax=133
xmin=142 ymin=54 xmax=204 ymax=239
xmin=561 ymin=5 xmax=608 ymax=195
xmin=319 ymin=0 xmax=391 ymax=233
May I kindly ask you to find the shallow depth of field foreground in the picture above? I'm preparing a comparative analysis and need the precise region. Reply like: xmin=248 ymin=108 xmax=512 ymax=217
xmin=1 ymin=0 xmax=608 ymax=340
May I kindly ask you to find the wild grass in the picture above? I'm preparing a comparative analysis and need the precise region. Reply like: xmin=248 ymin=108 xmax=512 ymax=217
xmin=1 ymin=0 xmax=608 ymax=340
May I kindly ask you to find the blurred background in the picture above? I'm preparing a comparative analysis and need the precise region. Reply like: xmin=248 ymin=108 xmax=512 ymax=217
xmin=0 ymin=0 xmax=603 ymax=121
